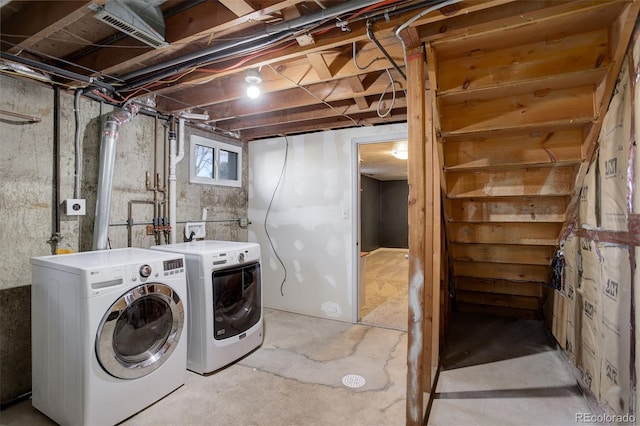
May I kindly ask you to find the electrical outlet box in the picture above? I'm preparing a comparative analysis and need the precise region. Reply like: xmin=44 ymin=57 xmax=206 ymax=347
xmin=64 ymin=199 xmax=86 ymax=216
xmin=184 ymin=222 xmax=206 ymax=239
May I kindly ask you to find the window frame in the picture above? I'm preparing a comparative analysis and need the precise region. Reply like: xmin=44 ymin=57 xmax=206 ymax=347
xmin=189 ymin=135 xmax=242 ymax=187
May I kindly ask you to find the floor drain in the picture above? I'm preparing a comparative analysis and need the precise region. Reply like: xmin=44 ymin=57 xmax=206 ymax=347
xmin=342 ymin=374 xmax=366 ymax=388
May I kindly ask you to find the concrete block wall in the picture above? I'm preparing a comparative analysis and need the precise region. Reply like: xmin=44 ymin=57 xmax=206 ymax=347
xmin=0 ymin=74 xmax=248 ymax=404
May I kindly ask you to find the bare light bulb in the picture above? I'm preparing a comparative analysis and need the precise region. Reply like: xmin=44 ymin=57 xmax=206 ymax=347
xmin=246 ymin=84 xmax=260 ymax=99
xmin=245 ymin=69 xmax=262 ymax=99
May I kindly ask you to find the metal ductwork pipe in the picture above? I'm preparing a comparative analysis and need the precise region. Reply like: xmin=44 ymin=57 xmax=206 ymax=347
xmin=117 ymin=0 xmax=382 ymax=87
xmin=93 ymin=103 xmax=140 ymax=250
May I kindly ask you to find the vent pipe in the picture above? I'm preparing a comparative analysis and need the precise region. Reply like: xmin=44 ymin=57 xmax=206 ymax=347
xmin=90 ymin=0 xmax=169 ymax=49
xmin=168 ymin=119 xmax=178 ymax=244
xmin=117 ymin=0 xmax=382 ymax=89
xmin=93 ymin=103 xmax=139 ymax=250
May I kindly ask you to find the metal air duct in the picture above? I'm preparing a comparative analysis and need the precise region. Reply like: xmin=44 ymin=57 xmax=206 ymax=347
xmin=93 ymin=103 xmax=139 ymax=250
xmin=90 ymin=0 xmax=169 ymax=48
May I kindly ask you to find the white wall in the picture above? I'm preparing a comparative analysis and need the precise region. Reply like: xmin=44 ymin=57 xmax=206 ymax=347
xmin=248 ymin=124 xmax=407 ymax=322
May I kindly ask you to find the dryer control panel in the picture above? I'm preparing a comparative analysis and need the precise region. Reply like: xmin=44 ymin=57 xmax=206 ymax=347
xmin=208 ymin=245 xmax=260 ymax=268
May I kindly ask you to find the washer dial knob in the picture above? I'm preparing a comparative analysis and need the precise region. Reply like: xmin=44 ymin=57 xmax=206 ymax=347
xmin=139 ymin=264 xmax=152 ymax=278
xmin=238 ymin=252 xmax=245 ymax=264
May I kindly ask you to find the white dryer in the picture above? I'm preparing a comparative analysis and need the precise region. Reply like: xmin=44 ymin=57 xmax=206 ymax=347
xmin=30 ymin=248 xmax=188 ymax=426
xmin=151 ymin=241 xmax=262 ymax=374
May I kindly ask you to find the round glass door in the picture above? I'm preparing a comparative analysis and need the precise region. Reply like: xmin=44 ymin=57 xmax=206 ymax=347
xmin=96 ymin=283 xmax=184 ymax=379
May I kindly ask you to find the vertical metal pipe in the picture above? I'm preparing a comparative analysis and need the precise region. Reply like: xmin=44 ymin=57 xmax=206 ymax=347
xmin=93 ymin=104 xmax=139 ymax=250
xmin=93 ymin=120 xmax=119 ymax=250
xmin=74 ymin=89 xmax=82 ymax=199
xmin=50 ymin=87 xmax=62 ymax=253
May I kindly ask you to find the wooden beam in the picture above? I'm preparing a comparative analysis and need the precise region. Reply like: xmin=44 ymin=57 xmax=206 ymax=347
xmin=457 ymin=303 xmax=539 ymax=320
xmin=440 ymin=85 xmax=596 ymax=136
xmin=219 ymin=0 xmax=256 ymax=17
xmin=446 ymin=165 xmax=578 ymax=198
xmin=239 ymin=110 xmax=407 ymax=140
xmin=449 ymin=243 xmax=554 ymax=266
xmin=446 ymin=196 xmax=568 ymax=223
xmin=454 ymin=261 xmax=550 ymax=283
xmin=221 ymin=96 xmax=406 ymax=131
xmin=306 ymin=53 xmax=333 ymax=80
xmin=69 ymin=0 xmax=301 ymax=75
xmin=2 ymin=1 xmax=103 ymax=54
xmin=456 ymin=277 xmax=543 ymax=298
xmin=431 ymin=95 xmax=441 ymax=388
xmin=436 ymin=29 xmax=610 ymax=94
xmin=456 ymin=290 xmax=542 ymax=310
xmin=192 ymin=71 xmax=404 ymax=122
xmin=428 ymin=1 xmax=626 ymax=60
xmin=449 ymin=222 xmax=561 ymax=246
xmin=443 ymin=128 xmax=584 ymax=170
xmin=154 ymin=43 xmax=402 ymax=112
xmin=405 ymin=42 xmax=429 ymax=426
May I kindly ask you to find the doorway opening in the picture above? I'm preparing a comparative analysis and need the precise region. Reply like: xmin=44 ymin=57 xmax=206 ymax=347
xmin=355 ymin=139 xmax=408 ymax=331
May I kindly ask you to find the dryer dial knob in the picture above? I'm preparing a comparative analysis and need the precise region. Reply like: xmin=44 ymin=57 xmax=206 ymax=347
xmin=139 ymin=264 xmax=152 ymax=278
xmin=238 ymin=253 xmax=245 ymax=264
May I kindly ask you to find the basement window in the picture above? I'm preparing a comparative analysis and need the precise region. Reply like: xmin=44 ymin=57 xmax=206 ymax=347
xmin=189 ymin=135 xmax=242 ymax=187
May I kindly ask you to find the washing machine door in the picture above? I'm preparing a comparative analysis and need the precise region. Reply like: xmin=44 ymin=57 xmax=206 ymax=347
xmin=95 ymin=282 xmax=184 ymax=379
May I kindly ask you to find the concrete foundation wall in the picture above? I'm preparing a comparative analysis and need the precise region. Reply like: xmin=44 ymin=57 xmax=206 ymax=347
xmin=0 ymin=74 xmax=248 ymax=404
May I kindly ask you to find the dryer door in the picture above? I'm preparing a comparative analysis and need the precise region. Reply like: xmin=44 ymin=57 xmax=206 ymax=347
xmin=212 ymin=261 xmax=261 ymax=340
xmin=96 ymin=283 xmax=184 ymax=379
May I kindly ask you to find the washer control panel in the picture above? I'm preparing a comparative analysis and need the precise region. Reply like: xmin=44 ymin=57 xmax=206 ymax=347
xmin=161 ymin=257 xmax=185 ymax=277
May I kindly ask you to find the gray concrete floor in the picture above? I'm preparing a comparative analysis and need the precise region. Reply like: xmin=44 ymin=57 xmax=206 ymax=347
xmin=0 ymin=309 xmax=408 ymax=426
xmin=428 ymin=312 xmax=593 ymax=425
xmin=1 ymin=309 xmax=593 ymax=426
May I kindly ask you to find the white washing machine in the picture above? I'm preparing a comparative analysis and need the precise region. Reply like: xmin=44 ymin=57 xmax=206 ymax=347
xmin=30 ymin=248 xmax=188 ymax=426
xmin=151 ymin=241 xmax=262 ymax=374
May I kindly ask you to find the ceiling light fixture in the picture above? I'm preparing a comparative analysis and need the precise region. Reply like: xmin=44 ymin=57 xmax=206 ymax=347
xmin=245 ymin=69 xmax=262 ymax=99
xmin=392 ymin=149 xmax=408 ymax=160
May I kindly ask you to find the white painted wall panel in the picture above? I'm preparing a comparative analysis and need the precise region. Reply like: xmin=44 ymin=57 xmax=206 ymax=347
xmin=248 ymin=124 xmax=407 ymax=322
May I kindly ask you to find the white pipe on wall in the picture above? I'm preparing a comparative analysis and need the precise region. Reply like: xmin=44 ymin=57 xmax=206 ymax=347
xmin=168 ymin=118 xmax=185 ymax=244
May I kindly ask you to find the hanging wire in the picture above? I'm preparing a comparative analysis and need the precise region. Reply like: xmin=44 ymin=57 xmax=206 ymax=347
xmin=377 ymin=69 xmax=397 ymax=118
xmin=266 ymin=64 xmax=361 ymax=127
xmin=352 ymin=41 xmax=381 ymax=70
xmin=264 ymin=135 xmax=290 ymax=296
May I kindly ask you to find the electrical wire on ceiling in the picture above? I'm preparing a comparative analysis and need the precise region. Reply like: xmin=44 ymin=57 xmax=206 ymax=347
xmin=377 ymin=69 xmax=403 ymax=118
xmin=196 ymin=40 xmax=297 ymax=74
xmin=0 ymin=39 xmax=124 ymax=87
xmin=0 ymin=0 xmax=435 ymax=124
xmin=0 ymin=32 xmax=273 ymax=48
xmin=352 ymin=41 xmax=382 ymax=71
xmin=395 ymin=0 xmax=461 ymax=63
xmin=0 ymin=33 xmax=153 ymax=49
xmin=115 ymin=0 xmax=386 ymax=90
xmin=266 ymin=64 xmax=361 ymax=127
xmin=0 ymin=41 xmax=209 ymax=113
